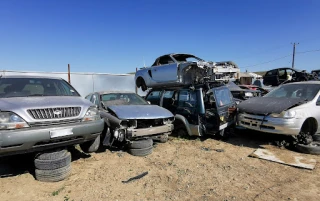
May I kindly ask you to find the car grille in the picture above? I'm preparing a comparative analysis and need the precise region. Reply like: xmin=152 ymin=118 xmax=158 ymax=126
xmin=137 ymin=119 xmax=164 ymax=129
xmin=29 ymin=119 xmax=82 ymax=127
xmin=27 ymin=107 xmax=81 ymax=119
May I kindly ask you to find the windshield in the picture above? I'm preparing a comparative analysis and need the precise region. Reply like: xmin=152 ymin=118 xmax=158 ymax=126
xmin=172 ymin=54 xmax=204 ymax=62
xmin=264 ymin=84 xmax=320 ymax=101
xmin=0 ymin=78 xmax=80 ymax=98
xmin=101 ymin=93 xmax=148 ymax=106
xmin=213 ymin=87 xmax=233 ymax=107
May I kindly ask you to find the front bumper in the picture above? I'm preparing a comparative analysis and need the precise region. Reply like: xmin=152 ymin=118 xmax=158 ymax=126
xmin=128 ymin=124 xmax=174 ymax=138
xmin=0 ymin=119 xmax=104 ymax=157
xmin=237 ymin=113 xmax=303 ymax=135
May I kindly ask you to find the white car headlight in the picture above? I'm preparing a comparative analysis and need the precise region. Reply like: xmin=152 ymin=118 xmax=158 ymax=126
xmin=82 ymin=106 xmax=101 ymax=122
xmin=283 ymin=110 xmax=296 ymax=119
xmin=0 ymin=112 xmax=29 ymax=130
xmin=163 ymin=117 xmax=174 ymax=125
xmin=245 ymin=92 xmax=253 ymax=97
xmin=270 ymin=110 xmax=296 ymax=119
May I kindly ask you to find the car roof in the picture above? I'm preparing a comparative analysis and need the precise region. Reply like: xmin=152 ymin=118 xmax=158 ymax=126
xmin=284 ymin=81 xmax=320 ymax=85
xmin=0 ymin=75 xmax=63 ymax=79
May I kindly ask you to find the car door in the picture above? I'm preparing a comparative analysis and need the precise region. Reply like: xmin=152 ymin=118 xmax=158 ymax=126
xmin=263 ymin=69 xmax=280 ymax=86
xmin=145 ymin=90 xmax=163 ymax=105
xmin=315 ymin=95 xmax=320 ymax=134
xmin=175 ymin=89 xmax=199 ymax=125
xmin=151 ymin=55 xmax=178 ymax=83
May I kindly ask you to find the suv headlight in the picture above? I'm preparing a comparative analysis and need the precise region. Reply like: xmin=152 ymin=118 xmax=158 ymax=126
xmin=163 ymin=117 xmax=174 ymax=125
xmin=82 ymin=106 xmax=101 ymax=122
xmin=0 ymin=112 xmax=29 ymax=129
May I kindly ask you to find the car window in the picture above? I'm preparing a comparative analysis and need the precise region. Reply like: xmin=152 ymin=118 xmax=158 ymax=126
xmin=158 ymin=56 xmax=174 ymax=65
xmin=278 ymin=69 xmax=285 ymax=77
xmin=85 ymin=94 xmax=92 ymax=100
xmin=286 ymin=69 xmax=293 ymax=75
xmin=101 ymin=93 xmax=148 ymax=106
xmin=163 ymin=91 xmax=174 ymax=98
xmin=0 ymin=78 xmax=80 ymax=98
xmin=266 ymin=69 xmax=277 ymax=76
xmin=145 ymin=91 xmax=162 ymax=105
xmin=91 ymin=94 xmax=99 ymax=105
xmin=214 ymin=88 xmax=233 ymax=107
xmin=265 ymin=84 xmax=320 ymax=100
xmin=178 ymin=90 xmax=197 ymax=107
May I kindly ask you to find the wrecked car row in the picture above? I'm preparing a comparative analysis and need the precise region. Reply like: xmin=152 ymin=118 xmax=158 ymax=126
xmin=0 ymin=75 xmax=175 ymax=182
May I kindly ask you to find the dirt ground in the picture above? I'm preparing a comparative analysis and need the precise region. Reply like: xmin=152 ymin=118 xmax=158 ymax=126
xmin=1 ymin=130 xmax=320 ymax=201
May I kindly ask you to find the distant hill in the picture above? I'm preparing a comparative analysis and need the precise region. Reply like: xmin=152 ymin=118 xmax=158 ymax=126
xmin=253 ymin=71 xmax=266 ymax=76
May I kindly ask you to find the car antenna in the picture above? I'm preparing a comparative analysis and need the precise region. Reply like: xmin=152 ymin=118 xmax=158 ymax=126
xmin=143 ymin=56 xmax=146 ymax=67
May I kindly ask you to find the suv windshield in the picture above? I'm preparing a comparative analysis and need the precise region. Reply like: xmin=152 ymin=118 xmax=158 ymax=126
xmin=264 ymin=84 xmax=320 ymax=100
xmin=101 ymin=93 xmax=148 ymax=106
xmin=0 ymin=77 xmax=80 ymax=98
xmin=214 ymin=87 xmax=233 ymax=107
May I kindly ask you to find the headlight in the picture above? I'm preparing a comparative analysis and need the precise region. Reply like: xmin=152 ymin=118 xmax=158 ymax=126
xmin=82 ymin=106 xmax=101 ymax=122
xmin=283 ymin=110 xmax=296 ymax=119
xmin=0 ymin=112 xmax=29 ymax=130
xmin=244 ymin=92 xmax=253 ymax=97
xmin=269 ymin=110 xmax=296 ymax=119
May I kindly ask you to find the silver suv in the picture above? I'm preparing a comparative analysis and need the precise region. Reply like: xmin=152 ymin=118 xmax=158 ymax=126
xmin=0 ymin=75 xmax=104 ymax=157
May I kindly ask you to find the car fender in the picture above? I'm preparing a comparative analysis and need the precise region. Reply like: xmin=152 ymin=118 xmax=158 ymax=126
xmin=174 ymin=114 xmax=193 ymax=136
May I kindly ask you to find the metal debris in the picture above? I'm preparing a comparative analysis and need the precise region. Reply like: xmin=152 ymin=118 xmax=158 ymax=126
xmin=122 ymin=171 xmax=149 ymax=183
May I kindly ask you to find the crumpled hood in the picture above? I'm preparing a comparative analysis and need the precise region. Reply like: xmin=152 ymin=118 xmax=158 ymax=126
xmin=0 ymin=96 xmax=92 ymax=111
xmin=237 ymin=97 xmax=307 ymax=114
xmin=107 ymin=105 xmax=174 ymax=120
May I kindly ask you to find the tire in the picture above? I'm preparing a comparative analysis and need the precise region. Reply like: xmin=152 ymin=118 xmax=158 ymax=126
xmin=36 ymin=149 xmax=68 ymax=160
xmin=80 ymin=136 xmax=100 ymax=153
xmin=35 ymin=164 xmax=71 ymax=182
xmin=312 ymin=134 xmax=320 ymax=141
xmin=175 ymin=127 xmax=188 ymax=137
xmin=295 ymin=142 xmax=320 ymax=155
xmin=35 ymin=152 xmax=71 ymax=170
xmin=127 ymin=138 xmax=153 ymax=149
xmin=127 ymin=146 xmax=153 ymax=157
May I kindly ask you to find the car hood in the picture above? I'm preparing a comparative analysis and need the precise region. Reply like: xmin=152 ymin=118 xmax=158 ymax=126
xmin=237 ymin=97 xmax=307 ymax=114
xmin=0 ymin=96 xmax=92 ymax=111
xmin=107 ymin=105 xmax=173 ymax=120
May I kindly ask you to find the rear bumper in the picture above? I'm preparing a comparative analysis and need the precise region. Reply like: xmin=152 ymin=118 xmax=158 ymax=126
xmin=0 ymin=119 xmax=104 ymax=157
xmin=128 ymin=124 xmax=174 ymax=137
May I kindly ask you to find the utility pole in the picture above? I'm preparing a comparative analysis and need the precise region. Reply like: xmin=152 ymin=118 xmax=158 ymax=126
xmin=291 ymin=42 xmax=299 ymax=69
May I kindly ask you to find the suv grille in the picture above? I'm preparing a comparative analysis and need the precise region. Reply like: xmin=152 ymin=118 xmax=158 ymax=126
xmin=28 ymin=107 xmax=81 ymax=119
xmin=29 ymin=119 xmax=82 ymax=127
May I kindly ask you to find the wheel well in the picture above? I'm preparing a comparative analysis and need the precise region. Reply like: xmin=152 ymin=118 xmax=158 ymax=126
xmin=136 ymin=77 xmax=144 ymax=87
xmin=301 ymin=118 xmax=318 ymax=135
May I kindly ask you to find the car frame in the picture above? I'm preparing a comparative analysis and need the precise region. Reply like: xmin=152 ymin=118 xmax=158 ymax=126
xmin=145 ymin=83 xmax=236 ymax=137
xmin=237 ymin=81 xmax=320 ymax=140
xmin=85 ymin=91 xmax=174 ymax=146
xmin=0 ymin=75 xmax=104 ymax=157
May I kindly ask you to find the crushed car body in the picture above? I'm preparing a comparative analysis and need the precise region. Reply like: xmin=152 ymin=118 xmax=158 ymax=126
xmin=237 ymin=81 xmax=320 ymax=137
xmin=85 ymin=91 xmax=174 ymax=146
xmin=135 ymin=53 xmax=239 ymax=91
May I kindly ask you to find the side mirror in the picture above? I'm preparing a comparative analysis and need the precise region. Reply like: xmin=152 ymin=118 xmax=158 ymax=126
xmin=316 ymin=101 xmax=320 ymax=106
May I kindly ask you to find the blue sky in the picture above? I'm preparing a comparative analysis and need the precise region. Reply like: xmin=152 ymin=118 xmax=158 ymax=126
xmin=0 ymin=0 xmax=319 ymax=74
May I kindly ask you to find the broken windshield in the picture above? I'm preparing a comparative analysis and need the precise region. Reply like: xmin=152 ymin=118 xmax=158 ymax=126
xmin=101 ymin=93 xmax=148 ymax=106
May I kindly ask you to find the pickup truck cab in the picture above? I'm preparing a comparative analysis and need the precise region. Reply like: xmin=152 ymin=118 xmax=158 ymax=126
xmin=145 ymin=84 xmax=236 ymax=137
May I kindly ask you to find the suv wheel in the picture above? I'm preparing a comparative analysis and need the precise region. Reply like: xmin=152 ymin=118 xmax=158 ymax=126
xmin=80 ymin=136 xmax=100 ymax=153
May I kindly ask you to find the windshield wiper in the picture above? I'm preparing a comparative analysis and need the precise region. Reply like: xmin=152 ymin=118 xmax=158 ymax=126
xmin=27 ymin=94 xmax=46 ymax=97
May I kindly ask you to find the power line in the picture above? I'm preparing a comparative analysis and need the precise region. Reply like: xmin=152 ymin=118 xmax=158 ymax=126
xmin=240 ymin=54 xmax=292 ymax=69
xmin=296 ymin=49 xmax=320 ymax=54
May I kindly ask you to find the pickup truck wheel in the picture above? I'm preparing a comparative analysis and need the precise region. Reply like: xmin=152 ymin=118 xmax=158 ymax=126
xmin=35 ymin=152 xmax=71 ymax=170
xmin=80 ymin=136 xmax=100 ymax=153
xmin=295 ymin=142 xmax=320 ymax=155
xmin=35 ymin=164 xmax=71 ymax=182
xmin=127 ymin=146 xmax=153 ymax=157
xmin=36 ymin=149 xmax=67 ymax=160
xmin=127 ymin=138 xmax=153 ymax=149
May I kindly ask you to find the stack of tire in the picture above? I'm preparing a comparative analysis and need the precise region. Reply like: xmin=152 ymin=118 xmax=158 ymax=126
xmin=34 ymin=149 xmax=71 ymax=182
xmin=127 ymin=138 xmax=154 ymax=157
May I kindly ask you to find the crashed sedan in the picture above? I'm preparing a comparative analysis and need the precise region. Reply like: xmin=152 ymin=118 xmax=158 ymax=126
xmin=237 ymin=82 xmax=320 ymax=144
xmin=135 ymin=53 xmax=215 ymax=91
xmin=85 ymin=91 xmax=174 ymax=156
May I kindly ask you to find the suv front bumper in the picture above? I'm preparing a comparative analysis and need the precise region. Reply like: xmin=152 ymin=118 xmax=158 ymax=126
xmin=0 ymin=119 xmax=104 ymax=157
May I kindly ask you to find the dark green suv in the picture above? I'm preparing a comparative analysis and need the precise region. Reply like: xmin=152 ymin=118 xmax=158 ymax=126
xmin=145 ymin=84 xmax=236 ymax=137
